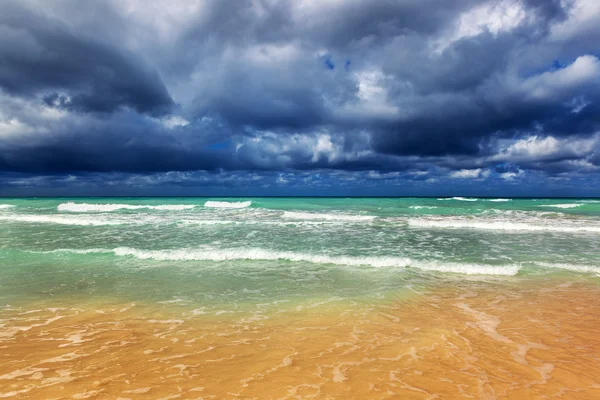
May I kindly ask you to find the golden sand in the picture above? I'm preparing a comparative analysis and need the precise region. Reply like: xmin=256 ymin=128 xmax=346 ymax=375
xmin=1 ymin=280 xmax=599 ymax=399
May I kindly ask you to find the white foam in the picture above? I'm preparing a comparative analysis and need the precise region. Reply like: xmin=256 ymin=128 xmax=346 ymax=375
xmin=0 ymin=214 xmax=126 ymax=226
xmin=412 ymin=261 xmax=519 ymax=276
xmin=409 ymin=206 xmax=438 ymax=210
xmin=407 ymin=218 xmax=600 ymax=233
xmin=112 ymin=247 xmax=403 ymax=267
xmin=0 ymin=204 xmax=15 ymax=209
xmin=438 ymin=197 xmax=479 ymax=201
xmin=57 ymin=202 xmax=195 ymax=212
xmin=204 ymin=201 xmax=252 ymax=208
xmin=39 ymin=248 xmax=112 ymax=255
xmin=487 ymin=199 xmax=511 ymax=202
xmin=537 ymin=203 xmax=582 ymax=209
xmin=282 ymin=211 xmax=375 ymax=222
xmin=536 ymin=262 xmax=600 ymax=274
xmin=38 ymin=247 xmax=519 ymax=276
xmin=179 ymin=219 xmax=236 ymax=225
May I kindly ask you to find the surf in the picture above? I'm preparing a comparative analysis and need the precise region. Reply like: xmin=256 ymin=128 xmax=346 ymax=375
xmin=407 ymin=218 xmax=600 ymax=233
xmin=41 ymin=247 xmax=520 ymax=276
xmin=204 ymin=201 xmax=252 ymax=208
xmin=57 ymin=202 xmax=196 ymax=212
xmin=282 ymin=211 xmax=375 ymax=222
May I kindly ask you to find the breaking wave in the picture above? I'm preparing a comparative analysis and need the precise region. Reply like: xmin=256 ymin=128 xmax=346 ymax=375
xmin=534 ymin=262 xmax=600 ymax=274
xmin=0 ymin=214 xmax=128 ymax=226
xmin=0 ymin=204 xmax=15 ymax=209
xmin=42 ymin=247 xmax=520 ymax=276
xmin=282 ymin=211 xmax=375 ymax=222
xmin=537 ymin=204 xmax=582 ymax=209
xmin=58 ymin=202 xmax=195 ymax=212
xmin=407 ymin=218 xmax=600 ymax=233
xmin=487 ymin=199 xmax=511 ymax=202
xmin=204 ymin=201 xmax=252 ymax=208
xmin=438 ymin=197 xmax=479 ymax=202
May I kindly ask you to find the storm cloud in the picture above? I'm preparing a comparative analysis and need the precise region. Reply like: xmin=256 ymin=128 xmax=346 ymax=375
xmin=1 ymin=0 xmax=600 ymax=195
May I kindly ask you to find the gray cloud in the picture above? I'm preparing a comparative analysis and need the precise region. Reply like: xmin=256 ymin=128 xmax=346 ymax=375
xmin=1 ymin=0 xmax=600 ymax=194
xmin=0 ymin=2 xmax=173 ymax=115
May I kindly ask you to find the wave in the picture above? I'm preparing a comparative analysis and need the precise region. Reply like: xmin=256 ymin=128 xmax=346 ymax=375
xmin=0 ymin=214 xmax=128 ymax=226
xmin=282 ymin=211 xmax=375 ymax=222
xmin=57 ymin=202 xmax=195 ymax=212
xmin=42 ymin=247 xmax=519 ymax=276
xmin=537 ymin=204 xmax=582 ymax=209
xmin=407 ymin=218 xmax=600 ymax=233
xmin=534 ymin=262 xmax=600 ymax=274
xmin=487 ymin=199 xmax=511 ymax=202
xmin=409 ymin=206 xmax=438 ymax=210
xmin=438 ymin=197 xmax=478 ymax=202
xmin=0 ymin=204 xmax=15 ymax=209
xmin=204 ymin=201 xmax=252 ymax=209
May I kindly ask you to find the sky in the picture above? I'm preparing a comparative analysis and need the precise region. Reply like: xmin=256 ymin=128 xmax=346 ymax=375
xmin=1 ymin=0 xmax=600 ymax=196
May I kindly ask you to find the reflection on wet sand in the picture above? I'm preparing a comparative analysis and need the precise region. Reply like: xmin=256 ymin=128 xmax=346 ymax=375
xmin=1 ymin=280 xmax=599 ymax=399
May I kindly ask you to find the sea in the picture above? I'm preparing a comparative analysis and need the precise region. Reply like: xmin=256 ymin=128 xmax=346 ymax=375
xmin=1 ymin=197 xmax=599 ymax=398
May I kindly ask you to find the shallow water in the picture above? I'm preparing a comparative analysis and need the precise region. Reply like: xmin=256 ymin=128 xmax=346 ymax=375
xmin=1 ymin=197 xmax=599 ymax=398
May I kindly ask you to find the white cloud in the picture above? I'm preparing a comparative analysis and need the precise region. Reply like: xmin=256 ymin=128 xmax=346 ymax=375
xmin=111 ymin=0 xmax=206 ymax=43
xmin=433 ymin=0 xmax=528 ymax=53
xmin=245 ymin=43 xmax=301 ymax=66
xmin=311 ymin=134 xmax=336 ymax=162
xmin=450 ymin=168 xmax=490 ymax=179
xmin=161 ymin=116 xmax=190 ymax=129
xmin=500 ymin=170 xmax=525 ymax=181
xmin=338 ymin=69 xmax=400 ymax=121
xmin=521 ymin=55 xmax=600 ymax=100
xmin=551 ymin=0 xmax=600 ymax=41
xmin=493 ymin=135 xmax=596 ymax=162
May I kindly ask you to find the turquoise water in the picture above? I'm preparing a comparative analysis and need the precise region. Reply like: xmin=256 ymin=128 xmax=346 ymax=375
xmin=1 ymin=197 xmax=599 ymax=308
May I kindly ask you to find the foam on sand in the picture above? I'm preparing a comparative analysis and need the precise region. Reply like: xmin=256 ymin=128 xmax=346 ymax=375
xmin=534 ymin=262 xmax=600 ymax=274
xmin=57 ymin=202 xmax=195 ymax=212
xmin=282 ymin=211 xmax=375 ymax=222
xmin=45 ymin=247 xmax=520 ymax=276
xmin=204 ymin=201 xmax=252 ymax=209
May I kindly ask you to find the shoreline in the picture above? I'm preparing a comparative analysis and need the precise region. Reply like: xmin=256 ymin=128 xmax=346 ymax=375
xmin=2 ymin=279 xmax=599 ymax=398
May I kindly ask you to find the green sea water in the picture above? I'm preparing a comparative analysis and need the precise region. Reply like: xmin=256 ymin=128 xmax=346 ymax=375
xmin=1 ymin=197 xmax=599 ymax=311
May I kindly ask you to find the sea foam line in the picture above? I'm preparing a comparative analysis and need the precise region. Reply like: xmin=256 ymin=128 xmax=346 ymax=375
xmin=282 ymin=211 xmax=375 ymax=222
xmin=0 ymin=214 xmax=126 ymax=226
xmin=537 ymin=204 xmax=582 ymax=209
xmin=438 ymin=197 xmax=479 ymax=202
xmin=0 ymin=204 xmax=15 ymax=209
xmin=58 ymin=202 xmax=195 ymax=212
xmin=41 ymin=247 xmax=520 ymax=276
xmin=407 ymin=218 xmax=600 ymax=233
xmin=204 ymin=201 xmax=252 ymax=209
xmin=534 ymin=262 xmax=600 ymax=274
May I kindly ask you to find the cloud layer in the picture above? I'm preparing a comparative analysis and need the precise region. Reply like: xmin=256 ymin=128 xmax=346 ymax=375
xmin=1 ymin=0 xmax=600 ymax=195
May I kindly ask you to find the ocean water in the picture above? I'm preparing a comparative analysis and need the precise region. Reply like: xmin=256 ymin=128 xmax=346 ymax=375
xmin=1 ymin=197 xmax=600 ymax=398
xmin=1 ymin=197 xmax=599 ymax=304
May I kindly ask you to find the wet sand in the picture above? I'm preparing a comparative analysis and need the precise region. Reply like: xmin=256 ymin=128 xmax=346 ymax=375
xmin=1 ymin=279 xmax=599 ymax=399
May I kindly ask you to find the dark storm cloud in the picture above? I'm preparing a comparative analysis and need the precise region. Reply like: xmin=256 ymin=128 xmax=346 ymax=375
xmin=1 ymin=0 xmax=600 ymax=194
xmin=0 ymin=2 xmax=173 ymax=115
